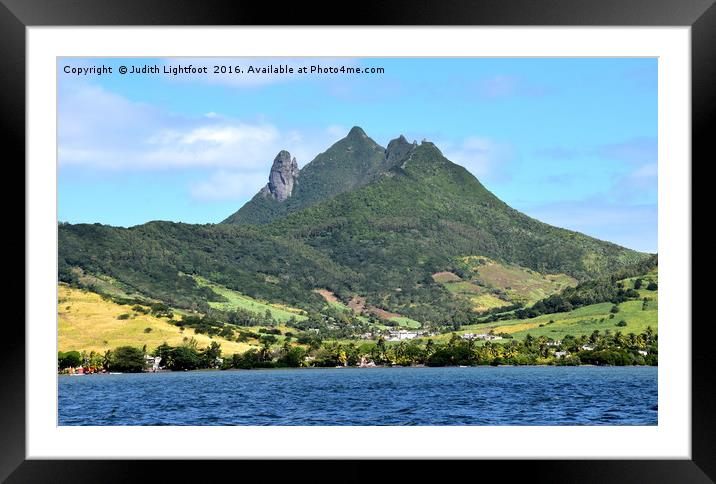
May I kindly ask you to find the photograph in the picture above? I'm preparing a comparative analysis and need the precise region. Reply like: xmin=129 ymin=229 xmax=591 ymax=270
xmin=56 ymin=56 xmax=659 ymax=427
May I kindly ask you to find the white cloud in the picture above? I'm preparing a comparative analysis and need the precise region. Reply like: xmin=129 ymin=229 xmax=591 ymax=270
xmin=59 ymin=82 xmax=340 ymax=168
xmin=59 ymin=82 xmax=348 ymax=201
xmin=440 ymin=136 xmax=514 ymax=182
xmin=189 ymin=170 xmax=269 ymax=202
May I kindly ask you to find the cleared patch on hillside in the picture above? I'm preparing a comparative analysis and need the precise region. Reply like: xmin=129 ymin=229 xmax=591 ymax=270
xmin=58 ymin=284 xmax=253 ymax=355
xmin=315 ymin=289 xmax=339 ymax=304
xmin=314 ymin=289 xmax=355 ymax=313
xmin=193 ymin=276 xmax=307 ymax=322
xmin=460 ymin=256 xmax=577 ymax=306
xmin=431 ymin=271 xmax=462 ymax=283
xmin=432 ymin=267 xmax=511 ymax=313
xmin=469 ymin=293 xmax=511 ymax=312
xmin=444 ymin=278 xmax=658 ymax=342
xmin=70 ymin=267 xmax=145 ymax=300
xmin=443 ymin=280 xmax=483 ymax=295
xmin=348 ymin=296 xmax=366 ymax=313
xmin=369 ymin=307 xmax=402 ymax=320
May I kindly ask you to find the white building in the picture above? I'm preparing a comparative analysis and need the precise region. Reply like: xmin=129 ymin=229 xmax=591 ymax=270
xmin=462 ymin=333 xmax=502 ymax=341
xmin=144 ymin=355 xmax=162 ymax=372
xmin=387 ymin=330 xmax=419 ymax=341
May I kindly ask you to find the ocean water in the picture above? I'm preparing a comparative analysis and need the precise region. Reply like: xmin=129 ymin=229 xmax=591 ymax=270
xmin=58 ymin=366 xmax=657 ymax=426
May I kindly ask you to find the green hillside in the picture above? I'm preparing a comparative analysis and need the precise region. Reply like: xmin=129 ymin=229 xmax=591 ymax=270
xmin=431 ymin=267 xmax=658 ymax=343
xmin=223 ymin=127 xmax=389 ymax=225
xmin=58 ymin=128 xmax=651 ymax=326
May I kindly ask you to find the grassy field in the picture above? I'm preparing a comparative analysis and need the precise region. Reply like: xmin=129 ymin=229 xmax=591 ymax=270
xmin=423 ymin=281 xmax=658 ymax=344
xmin=388 ymin=316 xmax=422 ymax=329
xmin=432 ymin=257 xmax=577 ymax=313
xmin=58 ymin=284 xmax=254 ymax=355
xmin=193 ymin=276 xmax=307 ymax=322
xmin=70 ymin=266 xmax=146 ymax=300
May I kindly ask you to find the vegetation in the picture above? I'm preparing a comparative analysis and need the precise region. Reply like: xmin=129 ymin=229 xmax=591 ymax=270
xmin=57 ymin=285 xmax=252 ymax=354
xmin=223 ymin=127 xmax=388 ymax=225
xmin=58 ymin=131 xmax=651 ymax=326
xmin=58 ymin=339 xmax=225 ymax=373
xmin=57 ymin=351 xmax=82 ymax=369
xmin=221 ymin=327 xmax=657 ymax=369
xmin=107 ymin=346 xmax=146 ymax=373
xmin=57 ymin=128 xmax=657 ymax=367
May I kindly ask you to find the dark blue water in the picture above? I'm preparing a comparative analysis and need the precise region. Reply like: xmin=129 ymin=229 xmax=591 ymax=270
xmin=58 ymin=366 xmax=657 ymax=425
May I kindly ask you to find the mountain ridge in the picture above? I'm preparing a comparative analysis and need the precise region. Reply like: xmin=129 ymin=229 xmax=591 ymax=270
xmin=222 ymin=126 xmax=411 ymax=225
xmin=59 ymin=127 xmax=651 ymax=324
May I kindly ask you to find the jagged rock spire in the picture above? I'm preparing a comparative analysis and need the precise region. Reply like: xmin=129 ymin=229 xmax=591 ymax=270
xmin=261 ymin=150 xmax=299 ymax=201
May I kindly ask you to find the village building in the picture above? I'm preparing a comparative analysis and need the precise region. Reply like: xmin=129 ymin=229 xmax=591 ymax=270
xmin=461 ymin=333 xmax=503 ymax=341
xmin=386 ymin=329 xmax=419 ymax=341
xmin=144 ymin=355 xmax=162 ymax=372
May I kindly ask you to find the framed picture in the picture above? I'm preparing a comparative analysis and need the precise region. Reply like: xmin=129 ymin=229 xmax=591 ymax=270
xmin=6 ymin=0 xmax=712 ymax=481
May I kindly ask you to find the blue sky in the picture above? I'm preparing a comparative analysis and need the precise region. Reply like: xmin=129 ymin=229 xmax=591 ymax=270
xmin=58 ymin=57 xmax=657 ymax=252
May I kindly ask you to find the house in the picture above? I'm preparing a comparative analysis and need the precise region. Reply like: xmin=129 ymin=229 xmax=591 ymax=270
xmin=638 ymin=350 xmax=648 ymax=356
xmin=581 ymin=345 xmax=594 ymax=351
xmin=359 ymin=356 xmax=376 ymax=368
xmin=547 ymin=340 xmax=562 ymax=347
xmin=484 ymin=334 xmax=503 ymax=341
xmin=462 ymin=333 xmax=502 ymax=341
xmin=554 ymin=351 xmax=568 ymax=358
xmin=386 ymin=330 xmax=419 ymax=341
xmin=144 ymin=355 xmax=162 ymax=372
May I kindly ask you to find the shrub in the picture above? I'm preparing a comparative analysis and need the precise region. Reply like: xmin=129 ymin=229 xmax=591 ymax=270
xmin=58 ymin=350 xmax=82 ymax=369
xmin=132 ymin=305 xmax=149 ymax=314
xmin=166 ymin=346 xmax=201 ymax=371
xmin=117 ymin=313 xmax=131 ymax=320
xmin=108 ymin=346 xmax=145 ymax=372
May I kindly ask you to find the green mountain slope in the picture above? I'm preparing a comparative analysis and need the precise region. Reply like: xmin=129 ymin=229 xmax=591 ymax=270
xmin=223 ymin=126 xmax=389 ymax=225
xmin=252 ymin=138 xmax=649 ymax=320
xmin=59 ymin=128 xmax=651 ymax=325
xmin=58 ymin=222 xmax=350 ymax=310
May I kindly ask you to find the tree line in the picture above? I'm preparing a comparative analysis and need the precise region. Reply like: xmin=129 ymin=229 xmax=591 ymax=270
xmin=60 ymin=325 xmax=657 ymax=374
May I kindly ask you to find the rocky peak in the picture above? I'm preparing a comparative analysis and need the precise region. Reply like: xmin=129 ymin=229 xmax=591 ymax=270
xmin=347 ymin=126 xmax=367 ymax=139
xmin=385 ymin=134 xmax=417 ymax=166
xmin=261 ymin=150 xmax=299 ymax=201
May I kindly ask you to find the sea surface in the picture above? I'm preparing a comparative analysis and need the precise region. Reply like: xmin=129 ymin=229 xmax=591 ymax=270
xmin=58 ymin=366 xmax=657 ymax=425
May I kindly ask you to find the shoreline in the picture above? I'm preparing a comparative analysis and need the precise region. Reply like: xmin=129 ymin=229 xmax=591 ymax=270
xmin=58 ymin=363 xmax=657 ymax=376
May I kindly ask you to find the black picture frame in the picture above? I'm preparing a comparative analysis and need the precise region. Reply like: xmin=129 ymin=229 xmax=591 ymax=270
xmin=4 ymin=0 xmax=711 ymax=482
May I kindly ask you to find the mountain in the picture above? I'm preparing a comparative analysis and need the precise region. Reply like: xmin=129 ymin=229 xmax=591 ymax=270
xmin=59 ymin=127 xmax=652 ymax=324
xmin=223 ymin=126 xmax=396 ymax=225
